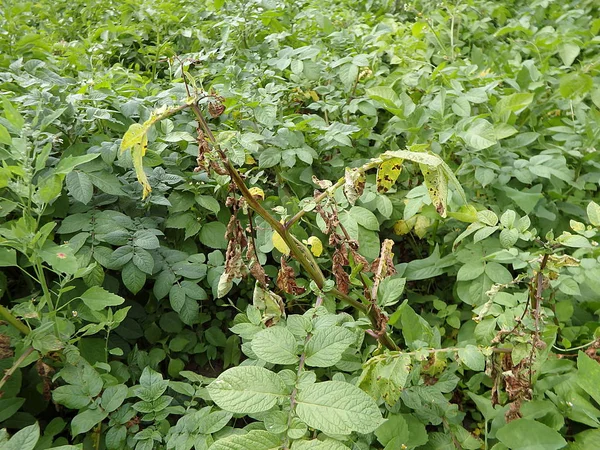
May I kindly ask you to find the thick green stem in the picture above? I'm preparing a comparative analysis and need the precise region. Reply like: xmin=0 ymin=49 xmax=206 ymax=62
xmin=0 ymin=305 xmax=30 ymax=335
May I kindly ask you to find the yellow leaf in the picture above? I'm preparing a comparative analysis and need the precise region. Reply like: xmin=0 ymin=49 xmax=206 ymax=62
xmin=305 ymin=236 xmax=323 ymax=257
xmin=420 ymin=164 xmax=448 ymax=218
xmin=376 ymin=157 xmax=403 ymax=193
xmin=248 ymin=187 xmax=265 ymax=201
xmin=245 ymin=154 xmax=256 ymax=165
xmin=132 ymin=134 xmax=151 ymax=199
xmin=120 ymin=123 xmax=146 ymax=153
xmin=393 ymin=217 xmax=416 ymax=235
xmin=414 ymin=215 xmax=431 ymax=238
xmin=272 ymin=229 xmax=290 ymax=256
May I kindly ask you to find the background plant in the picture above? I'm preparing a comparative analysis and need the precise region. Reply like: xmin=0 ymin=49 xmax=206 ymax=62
xmin=0 ymin=0 xmax=599 ymax=449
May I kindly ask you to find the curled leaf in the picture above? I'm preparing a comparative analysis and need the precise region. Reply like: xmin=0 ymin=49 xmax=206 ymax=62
xmin=305 ymin=236 xmax=323 ymax=257
xmin=248 ymin=187 xmax=265 ymax=201
xmin=343 ymin=168 xmax=365 ymax=205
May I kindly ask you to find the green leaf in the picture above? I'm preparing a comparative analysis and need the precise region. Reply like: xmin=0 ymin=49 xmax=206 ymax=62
xmin=0 ymin=123 xmax=11 ymax=145
xmin=296 ymin=381 xmax=383 ymax=434
xmin=251 ymin=327 xmax=299 ymax=365
xmin=0 ymin=398 xmax=25 ymax=422
xmin=577 ymin=352 xmax=600 ymax=406
xmin=459 ymin=119 xmax=496 ymax=150
xmin=559 ymin=72 xmax=593 ymax=99
xmin=210 ymin=430 xmax=281 ymax=450
xmin=122 ymin=261 xmax=146 ymax=294
xmin=2 ymin=99 xmax=25 ymax=130
xmin=101 ymin=384 xmax=128 ymax=413
xmin=366 ymin=86 xmax=404 ymax=116
xmin=80 ymin=286 xmax=125 ymax=311
xmin=196 ymin=195 xmax=221 ymax=214
xmin=375 ymin=414 xmax=409 ymax=447
xmin=132 ymin=230 xmax=160 ymax=250
xmin=55 ymin=154 xmax=100 ymax=174
xmin=291 ymin=439 xmax=350 ymax=450
xmin=52 ymin=385 xmax=92 ymax=409
xmin=458 ymin=345 xmax=485 ymax=371
xmin=207 ymin=366 xmax=287 ymax=413
xmin=558 ymin=43 xmax=580 ymax=67
xmin=377 ymin=276 xmax=407 ymax=307
xmin=71 ymin=408 xmax=108 ymax=436
xmin=304 ymin=327 xmax=355 ymax=368
xmin=349 ymin=206 xmax=379 ymax=230
xmin=495 ymin=419 xmax=566 ymax=450
xmin=199 ymin=222 xmax=228 ymax=249
xmin=4 ymin=422 xmax=39 ymax=450
xmin=259 ymin=148 xmax=281 ymax=168
xmin=66 ymin=171 xmax=93 ymax=204
xmin=0 ymin=248 xmax=17 ymax=267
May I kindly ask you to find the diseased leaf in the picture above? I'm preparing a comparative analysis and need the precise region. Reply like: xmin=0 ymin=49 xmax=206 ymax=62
xmin=343 ymin=167 xmax=365 ymax=205
xmin=376 ymin=158 xmax=403 ymax=193
xmin=420 ymin=164 xmax=448 ymax=217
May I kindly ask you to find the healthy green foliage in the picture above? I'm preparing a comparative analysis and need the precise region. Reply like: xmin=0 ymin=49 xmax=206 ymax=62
xmin=0 ymin=0 xmax=599 ymax=448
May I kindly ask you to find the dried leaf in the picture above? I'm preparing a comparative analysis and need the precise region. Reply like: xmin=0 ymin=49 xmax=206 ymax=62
xmin=343 ymin=167 xmax=366 ymax=205
xmin=277 ymin=257 xmax=305 ymax=295
xmin=332 ymin=246 xmax=350 ymax=294
xmin=253 ymin=283 xmax=285 ymax=326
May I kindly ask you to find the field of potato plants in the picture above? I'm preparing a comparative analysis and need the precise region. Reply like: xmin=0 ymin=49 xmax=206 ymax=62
xmin=0 ymin=0 xmax=599 ymax=448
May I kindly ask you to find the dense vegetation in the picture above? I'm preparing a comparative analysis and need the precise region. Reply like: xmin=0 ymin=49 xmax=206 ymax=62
xmin=0 ymin=0 xmax=599 ymax=448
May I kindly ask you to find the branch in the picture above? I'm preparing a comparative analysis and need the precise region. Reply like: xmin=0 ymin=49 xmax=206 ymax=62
xmin=0 ymin=305 xmax=30 ymax=335
xmin=0 ymin=346 xmax=35 ymax=393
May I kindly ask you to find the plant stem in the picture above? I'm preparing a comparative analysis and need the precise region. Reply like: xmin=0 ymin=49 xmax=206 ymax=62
xmin=0 ymin=346 xmax=35 ymax=392
xmin=0 ymin=305 xmax=30 ymax=335
xmin=188 ymin=103 xmax=400 ymax=350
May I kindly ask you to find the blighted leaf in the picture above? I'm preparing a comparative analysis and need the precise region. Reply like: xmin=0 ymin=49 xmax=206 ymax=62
xmin=343 ymin=168 xmax=365 ymax=205
xmin=420 ymin=164 xmax=448 ymax=217
xmin=359 ymin=353 xmax=411 ymax=406
xmin=249 ymin=187 xmax=265 ymax=201
xmin=253 ymin=283 xmax=285 ymax=325
xmin=207 ymin=366 xmax=287 ymax=414
xmin=376 ymin=158 xmax=403 ymax=193
xmin=305 ymin=236 xmax=323 ymax=257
